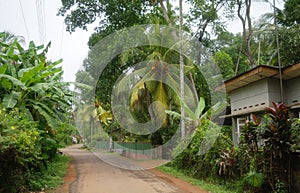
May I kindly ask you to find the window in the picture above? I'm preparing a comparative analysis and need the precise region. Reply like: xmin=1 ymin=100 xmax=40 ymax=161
xmin=236 ymin=117 xmax=247 ymax=144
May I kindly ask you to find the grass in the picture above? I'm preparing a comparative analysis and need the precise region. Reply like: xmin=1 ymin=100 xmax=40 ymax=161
xmin=28 ymin=154 xmax=70 ymax=192
xmin=157 ymin=165 xmax=239 ymax=193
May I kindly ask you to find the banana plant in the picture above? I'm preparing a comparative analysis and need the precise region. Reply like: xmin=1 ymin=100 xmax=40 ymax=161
xmin=165 ymin=97 xmax=227 ymax=155
xmin=166 ymin=97 xmax=227 ymax=127
xmin=0 ymin=36 xmax=72 ymax=132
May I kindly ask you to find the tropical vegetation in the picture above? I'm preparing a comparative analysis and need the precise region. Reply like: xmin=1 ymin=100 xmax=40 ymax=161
xmin=0 ymin=32 xmax=77 ymax=192
xmin=58 ymin=0 xmax=300 ymax=192
xmin=1 ymin=0 xmax=299 ymax=192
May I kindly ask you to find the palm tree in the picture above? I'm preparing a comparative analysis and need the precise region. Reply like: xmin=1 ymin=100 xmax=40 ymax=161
xmin=110 ymin=40 xmax=198 ymax=154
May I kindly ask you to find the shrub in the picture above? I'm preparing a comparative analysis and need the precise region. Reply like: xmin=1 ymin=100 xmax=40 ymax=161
xmin=171 ymin=118 xmax=234 ymax=180
xmin=0 ymin=107 xmax=42 ymax=192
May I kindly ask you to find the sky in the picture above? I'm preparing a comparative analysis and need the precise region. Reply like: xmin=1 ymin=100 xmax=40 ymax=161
xmin=0 ymin=0 xmax=282 ymax=83
xmin=0 ymin=0 xmax=97 ymax=83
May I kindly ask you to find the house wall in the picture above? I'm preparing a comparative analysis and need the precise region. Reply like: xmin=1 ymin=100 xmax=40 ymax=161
xmin=285 ymin=76 xmax=300 ymax=105
xmin=229 ymin=75 xmax=300 ymax=146
xmin=267 ymin=78 xmax=282 ymax=105
xmin=230 ymin=79 xmax=269 ymax=115
xmin=231 ymin=117 xmax=238 ymax=146
xmin=230 ymin=78 xmax=281 ymax=146
xmin=232 ymin=116 xmax=249 ymax=146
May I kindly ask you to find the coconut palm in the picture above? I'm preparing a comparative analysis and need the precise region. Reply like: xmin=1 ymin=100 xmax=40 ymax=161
xmin=112 ymin=42 xmax=196 ymax=139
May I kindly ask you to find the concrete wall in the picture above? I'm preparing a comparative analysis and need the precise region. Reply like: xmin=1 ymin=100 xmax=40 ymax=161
xmin=229 ymin=77 xmax=300 ymax=146
xmin=285 ymin=76 xmax=300 ymax=105
xmin=230 ymin=79 xmax=269 ymax=115
xmin=267 ymin=78 xmax=282 ymax=105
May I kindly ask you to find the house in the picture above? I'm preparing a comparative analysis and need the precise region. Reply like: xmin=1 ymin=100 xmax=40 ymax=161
xmin=216 ymin=63 xmax=300 ymax=145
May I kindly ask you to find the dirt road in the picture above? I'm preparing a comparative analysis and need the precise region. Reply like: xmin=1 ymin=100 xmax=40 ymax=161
xmin=55 ymin=144 xmax=208 ymax=193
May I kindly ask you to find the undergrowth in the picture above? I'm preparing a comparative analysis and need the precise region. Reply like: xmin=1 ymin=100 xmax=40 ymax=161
xmin=28 ymin=154 xmax=70 ymax=192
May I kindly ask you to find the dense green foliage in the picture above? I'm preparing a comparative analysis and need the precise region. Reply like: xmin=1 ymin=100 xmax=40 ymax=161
xmin=279 ymin=24 xmax=300 ymax=65
xmin=26 ymin=154 xmax=70 ymax=191
xmin=58 ymin=0 xmax=300 ymax=192
xmin=167 ymin=103 xmax=300 ymax=193
xmin=170 ymin=119 xmax=233 ymax=179
xmin=0 ymin=32 xmax=76 ymax=192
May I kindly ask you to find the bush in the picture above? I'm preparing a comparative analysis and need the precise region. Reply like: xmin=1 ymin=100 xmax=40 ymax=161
xmin=291 ymin=118 xmax=300 ymax=152
xmin=0 ymin=107 xmax=42 ymax=193
xmin=171 ymin=118 xmax=234 ymax=180
xmin=28 ymin=154 xmax=70 ymax=191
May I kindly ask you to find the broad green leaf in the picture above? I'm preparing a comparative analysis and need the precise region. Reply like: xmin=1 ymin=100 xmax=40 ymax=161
xmin=6 ymin=39 xmax=17 ymax=57
xmin=0 ymin=64 xmax=7 ymax=74
xmin=32 ymin=104 xmax=58 ymax=129
xmin=29 ymin=41 xmax=37 ymax=50
xmin=165 ymin=110 xmax=194 ymax=121
xmin=53 ymin=86 xmax=65 ymax=97
xmin=51 ymin=58 xmax=63 ymax=66
xmin=50 ymin=96 xmax=70 ymax=108
xmin=29 ymin=83 xmax=51 ymax=95
xmin=0 ymin=74 xmax=26 ymax=90
xmin=3 ymin=91 xmax=21 ymax=108
xmin=18 ymin=66 xmax=35 ymax=79
xmin=195 ymin=97 xmax=205 ymax=119
xmin=42 ymin=42 xmax=52 ymax=54
xmin=18 ymin=63 xmax=44 ymax=84
xmin=8 ymin=64 xmax=17 ymax=78
xmin=27 ymin=66 xmax=61 ymax=86
xmin=49 ymin=71 xmax=64 ymax=82
xmin=178 ymin=96 xmax=195 ymax=120
xmin=152 ymin=83 xmax=169 ymax=126
xmin=165 ymin=110 xmax=181 ymax=119
xmin=0 ymin=78 xmax=12 ymax=90
xmin=201 ymin=101 xmax=227 ymax=120
xmin=28 ymin=100 xmax=60 ymax=120
xmin=210 ymin=101 xmax=227 ymax=118
xmin=16 ymin=41 xmax=24 ymax=53
xmin=19 ymin=105 xmax=34 ymax=120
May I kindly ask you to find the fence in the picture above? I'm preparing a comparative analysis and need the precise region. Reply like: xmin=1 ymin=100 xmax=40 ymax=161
xmin=95 ymin=141 xmax=162 ymax=160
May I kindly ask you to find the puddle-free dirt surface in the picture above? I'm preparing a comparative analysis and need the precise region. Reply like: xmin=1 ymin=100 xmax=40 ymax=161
xmin=54 ymin=144 xmax=208 ymax=193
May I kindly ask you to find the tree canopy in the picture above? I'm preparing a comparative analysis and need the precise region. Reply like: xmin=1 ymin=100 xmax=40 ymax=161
xmin=58 ymin=0 xmax=300 ymax=145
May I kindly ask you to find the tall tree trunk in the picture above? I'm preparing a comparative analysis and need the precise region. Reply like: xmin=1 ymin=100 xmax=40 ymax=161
xmin=179 ymin=0 xmax=185 ymax=139
xmin=158 ymin=0 xmax=186 ymax=137
xmin=235 ymin=37 xmax=243 ymax=75
xmin=237 ymin=0 xmax=255 ymax=68
xmin=159 ymin=0 xmax=172 ymax=26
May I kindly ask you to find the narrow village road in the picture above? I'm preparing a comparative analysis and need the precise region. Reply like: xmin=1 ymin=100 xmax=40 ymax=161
xmin=55 ymin=144 xmax=208 ymax=193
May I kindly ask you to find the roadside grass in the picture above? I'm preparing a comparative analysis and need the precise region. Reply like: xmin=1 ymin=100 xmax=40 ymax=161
xmin=28 ymin=154 xmax=70 ymax=192
xmin=157 ymin=165 xmax=239 ymax=193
